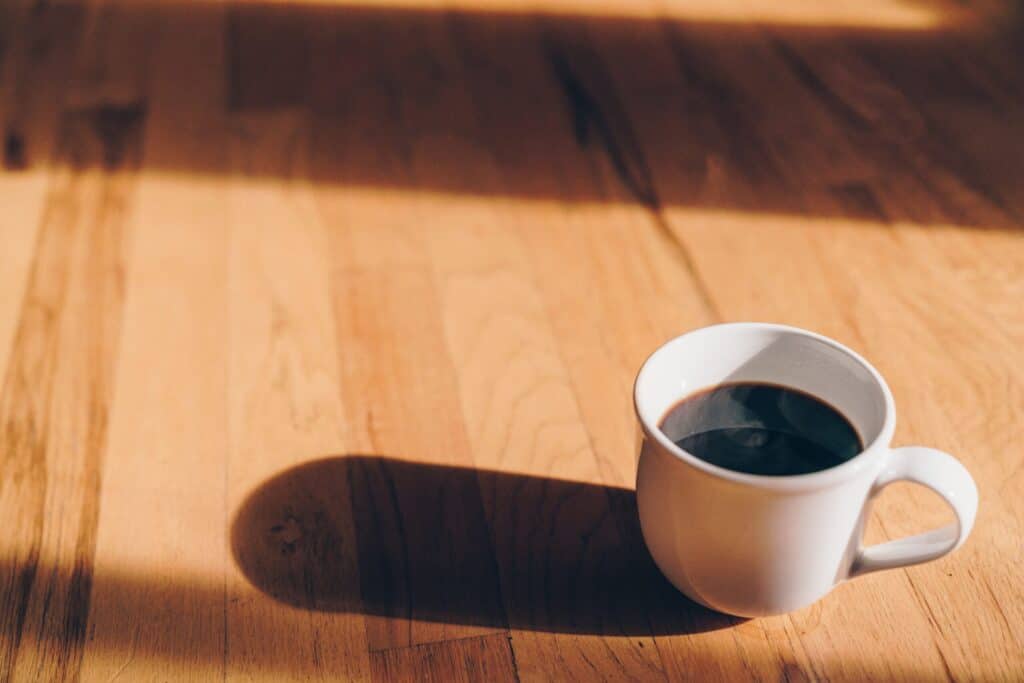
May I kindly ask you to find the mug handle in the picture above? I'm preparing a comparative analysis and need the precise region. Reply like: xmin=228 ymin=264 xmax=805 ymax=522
xmin=849 ymin=446 xmax=978 ymax=577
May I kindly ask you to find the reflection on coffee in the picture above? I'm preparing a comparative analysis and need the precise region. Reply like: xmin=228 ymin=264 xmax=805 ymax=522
xmin=659 ymin=382 xmax=862 ymax=476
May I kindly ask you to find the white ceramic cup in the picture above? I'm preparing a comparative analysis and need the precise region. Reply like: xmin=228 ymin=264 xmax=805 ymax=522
xmin=634 ymin=322 xmax=978 ymax=617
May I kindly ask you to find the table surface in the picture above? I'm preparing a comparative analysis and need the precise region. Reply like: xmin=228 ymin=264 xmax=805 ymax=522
xmin=2 ymin=0 xmax=1023 ymax=680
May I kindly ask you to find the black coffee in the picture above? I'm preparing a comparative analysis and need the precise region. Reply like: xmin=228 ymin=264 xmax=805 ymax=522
xmin=659 ymin=382 xmax=862 ymax=476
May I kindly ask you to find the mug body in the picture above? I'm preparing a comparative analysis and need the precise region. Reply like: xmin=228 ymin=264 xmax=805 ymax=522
xmin=634 ymin=323 xmax=896 ymax=617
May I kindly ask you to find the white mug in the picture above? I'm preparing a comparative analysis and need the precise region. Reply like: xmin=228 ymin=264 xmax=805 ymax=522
xmin=634 ymin=323 xmax=978 ymax=617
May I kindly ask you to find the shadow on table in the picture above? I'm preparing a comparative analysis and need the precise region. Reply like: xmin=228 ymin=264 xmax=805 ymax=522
xmin=230 ymin=455 xmax=736 ymax=637
xmin=0 ymin=455 xmax=964 ymax=678
xmin=4 ymin=0 xmax=1023 ymax=228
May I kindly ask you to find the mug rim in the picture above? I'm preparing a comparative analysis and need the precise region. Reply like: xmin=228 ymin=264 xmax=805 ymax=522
xmin=633 ymin=322 xmax=897 ymax=492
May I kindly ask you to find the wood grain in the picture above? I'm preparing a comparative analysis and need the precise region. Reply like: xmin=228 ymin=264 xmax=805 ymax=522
xmin=0 ymin=116 xmax=135 ymax=682
xmin=225 ymin=110 xmax=371 ymax=681
xmin=369 ymin=633 xmax=518 ymax=683
xmin=1 ymin=0 xmax=1022 ymax=680
xmin=78 ymin=3 xmax=229 ymax=679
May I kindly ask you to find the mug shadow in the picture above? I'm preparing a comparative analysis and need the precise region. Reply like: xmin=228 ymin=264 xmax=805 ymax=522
xmin=231 ymin=454 xmax=740 ymax=636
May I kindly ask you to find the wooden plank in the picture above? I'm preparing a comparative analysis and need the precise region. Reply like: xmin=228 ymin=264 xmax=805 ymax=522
xmin=425 ymin=225 xmax=677 ymax=680
xmin=438 ymin=6 xmax=821 ymax=681
xmin=416 ymin=196 xmax=670 ymax=678
xmin=326 ymin=264 xmax=510 ymax=651
xmin=367 ymin=5 xmax=690 ymax=679
xmin=0 ymin=1 xmax=149 ymax=677
xmin=369 ymin=634 xmax=518 ymax=683
xmin=0 ymin=0 xmax=86 ymax=383
xmin=0 ymin=218 xmax=40 ymax=382
xmin=446 ymin=7 xmax=816 ymax=681
xmin=77 ymin=186 xmax=229 ymax=682
xmin=77 ymin=2 xmax=230 ymax=679
xmin=224 ymin=110 xmax=372 ymax=681
xmin=0 ymin=113 xmax=136 ymax=682
xmin=398 ymin=19 xmax=671 ymax=683
xmin=443 ymin=7 xmax=717 ymax=487
xmin=308 ymin=6 xmax=511 ymax=654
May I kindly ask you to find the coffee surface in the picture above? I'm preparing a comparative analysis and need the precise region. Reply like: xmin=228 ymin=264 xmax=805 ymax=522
xmin=659 ymin=382 xmax=862 ymax=476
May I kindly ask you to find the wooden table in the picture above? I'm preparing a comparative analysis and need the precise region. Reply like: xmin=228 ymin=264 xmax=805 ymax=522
xmin=2 ymin=0 xmax=1022 ymax=680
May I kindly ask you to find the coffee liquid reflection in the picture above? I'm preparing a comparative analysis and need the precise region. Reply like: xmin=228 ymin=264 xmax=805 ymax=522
xmin=659 ymin=382 xmax=862 ymax=476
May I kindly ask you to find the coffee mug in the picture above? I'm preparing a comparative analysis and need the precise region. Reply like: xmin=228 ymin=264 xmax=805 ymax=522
xmin=634 ymin=322 xmax=978 ymax=617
